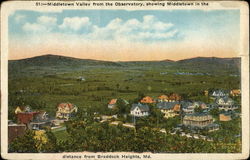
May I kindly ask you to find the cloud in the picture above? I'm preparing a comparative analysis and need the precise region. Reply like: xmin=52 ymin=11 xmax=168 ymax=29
xmin=21 ymin=14 xmax=180 ymax=42
xmin=22 ymin=15 xmax=57 ymax=33
xmin=14 ymin=14 xmax=26 ymax=23
xmin=59 ymin=17 xmax=91 ymax=31
xmin=22 ymin=22 xmax=46 ymax=32
xmin=37 ymin=16 xmax=57 ymax=25
xmin=88 ymin=15 xmax=179 ymax=42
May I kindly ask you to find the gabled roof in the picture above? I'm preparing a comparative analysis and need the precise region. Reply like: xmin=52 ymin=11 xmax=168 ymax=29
xmin=220 ymin=112 xmax=232 ymax=116
xmin=169 ymin=93 xmax=181 ymax=100
xmin=173 ymin=104 xmax=181 ymax=111
xmin=216 ymin=96 xmax=234 ymax=104
xmin=57 ymin=103 xmax=76 ymax=110
xmin=230 ymin=89 xmax=241 ymax=94
xmin=157 ymin=102 xmax=178 ymax=110
xmin=131 ymin=103 xmax=149 ymax=112
xmin=212 ymin=90 xmax=228 ymax=96
xmin=16 ymin=105 xmax=31 ymax=112
xmin=184 ymin=112 xmax=211 ymax=117
xmin=179 ymin=101 xmax=193 ymax=108
xmin=108 ymin=99 xmax=117 ymax=105
xmin=109 ymin=98 xmax=129 ymax=105
xmin=140 ymin=96 xmax=155 ymax=103
xmin=192 ymin=101 xmax=207 ymax=108
xmin=158 ymin=95 xmax=169 ymax=100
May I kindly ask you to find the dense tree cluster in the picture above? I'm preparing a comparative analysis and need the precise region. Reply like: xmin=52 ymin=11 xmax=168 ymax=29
xmin=9 ymin=118 xmax=241 ymax=153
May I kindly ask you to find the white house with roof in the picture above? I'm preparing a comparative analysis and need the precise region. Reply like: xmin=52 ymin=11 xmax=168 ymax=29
xmin=56 ymin=103 xmax=78 ymax=120
xmin=215 ymin=97 xmax=238 ymax=111
xmin=130 ymin=103 xmax=149 ymax=117
xmin=156 ymin=102 xmax=180 ymax=119
xmin=216 ymin=97 xmax=234 ymax=106
xmin=181 ymin=101 xmax=195 ymax=114
xmin=212 ymin=90 xmax=228 ymax=97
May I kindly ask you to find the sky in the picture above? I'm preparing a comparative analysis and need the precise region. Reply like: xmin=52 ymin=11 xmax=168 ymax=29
xmin=9 ymin=9 xmax=240 ymax=61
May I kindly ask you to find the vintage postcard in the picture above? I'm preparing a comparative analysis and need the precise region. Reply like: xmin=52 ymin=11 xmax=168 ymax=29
xmin=1 ymin=0 xmax=249 ymax=159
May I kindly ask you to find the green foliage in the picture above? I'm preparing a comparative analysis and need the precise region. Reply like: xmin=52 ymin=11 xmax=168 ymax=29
xmin=9 ymin=130 xmax=38 ymax=153
xmin=209 ymin=107 xmax=220 ymax=120
xmin=40 ymin=129 xmax=58 ymax=152
xmin=194 ymin=106 xmax=203 ymax=113
xmin=164 ymin=116 xmax=181 ymax=132
xmin=8 ymin=55 xmax=241 ymax=153
xmin=116 ymin=98 xmax=129 ymax=116
xmin=207 ymin=117 xmax=241 ymax=143
xmin=56 ymin=120 xmax=241 ymax=153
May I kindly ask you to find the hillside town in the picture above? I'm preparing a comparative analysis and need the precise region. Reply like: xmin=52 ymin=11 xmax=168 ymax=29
xmin=9 ymin=89 xmax=241 ymax=144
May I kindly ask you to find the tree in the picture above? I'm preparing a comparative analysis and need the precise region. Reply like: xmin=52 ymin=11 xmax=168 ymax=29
xmin=209 ymin=107 xmax=220 ymax=119
xmin=133 ymin=92 xmax=145 ymax=103
xmin=116 ymin=83 xmax=120 ymax=91
xmin=9 ymin=130 xmax=38 ymax=153
xmin=150 ymin=108 xmax=164 ymax=128
xmin=40 ymin=129 xmax=58 ymax=152
xmin=164 ymin=116 xmax=181 ymax=132
xmin=125 ymin=86 xmax=129 ymax=91
xmin=194 ymin=106 xmax=203 ymax=113
xmin=116 ymin=98 xmax=129 ymax=116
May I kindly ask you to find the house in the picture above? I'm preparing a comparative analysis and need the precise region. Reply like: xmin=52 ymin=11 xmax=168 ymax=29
xmin=212 ymin=90 xmax=228 ymax=97
xmin=17 ymin=112 xmax=40 ymax=126
xmin=183 ymin=113 xmax=219 ymax=131
xmin=107 ymin=98 xmax=129 ymax=109
xmin=218 ymin=105 xmax=238 ymax=112
xmin=15 ymin=105 xmax=31 ymax=114
xmin=158 ymin=95 xmax=169 ymax=102
xmin=181 ymin=101 xmax=195 ymax=114
xmin=56 ymin=103 xmax=78 ymax=120
xmin=216 ymin=97 xmax=234 ymax=106
xmin=31 ymin=111 xmax=53 ymax=130
xmin=16 ymin=110 xmax=52 ymax=130
xmin=33 ymin=111 xmax=48 ymax=121
xmin=8 ymin=124 xmax=26 ymax=144
xmin=173 ymin=103 xmax=181 ymax=114
xmin=156 ymin=102 xmax=180 ymax=119
xmin=158 ymin=93 xmax=181 ymax=102
xmin=219 ymin=113 xmax=232 ymax=121
xmin=182 ymin=101 xmax=208 ymax=114
xmin=230 ymin=89 xmax=241 ymax=97
xmin=168 ymin=93 xmax=181 ymax=102
xmin=140 ymin=96 xmax=155 ymax=104
xmin=108 ymin=99 xmax=117 ymax=109
xmin=192 ymin=101 xmax=208 ymax=109
xmin=215 ymin=97 xmax=238 ymax=111
xmin=130 ymin=103 xmax=149 ymax=117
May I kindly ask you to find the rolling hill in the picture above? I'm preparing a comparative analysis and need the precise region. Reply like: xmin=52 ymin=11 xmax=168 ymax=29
xmin=9 ymin=54 xmax=122 ymax=67
xmin=8 ymin=54 xmax=241 ymax=76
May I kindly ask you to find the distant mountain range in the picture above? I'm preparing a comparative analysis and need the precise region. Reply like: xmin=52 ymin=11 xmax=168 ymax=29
xmin=9 ymin=54 xmax=241 ymax=74
xmin=9 ymin=54 xmax=122 ymax=67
